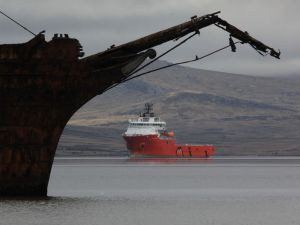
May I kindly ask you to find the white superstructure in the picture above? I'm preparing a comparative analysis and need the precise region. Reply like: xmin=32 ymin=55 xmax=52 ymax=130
xmin=124 ymin=103 xmax=166 ymax=136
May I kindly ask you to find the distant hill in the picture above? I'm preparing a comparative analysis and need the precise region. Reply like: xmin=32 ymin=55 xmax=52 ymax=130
xmin=57 ymin=61 xmax=300 ymax=156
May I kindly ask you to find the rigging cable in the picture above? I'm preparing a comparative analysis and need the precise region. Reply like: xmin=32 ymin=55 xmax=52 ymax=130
xmin=0 ymin=9 xmax=36 ymax=36
xmin=103 ymin=32 xmax=199 ymax=93
xmin=102 ymin=40 xmax=241 ymax=93
xmin=124 ymin=41 xmax=241 ymax=83
xmin=125 ymin=32 xmax=198 ymax=78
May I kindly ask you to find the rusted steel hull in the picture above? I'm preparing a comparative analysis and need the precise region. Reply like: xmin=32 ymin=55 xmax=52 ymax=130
xmin=0 ymin=67 xmax=115 ymax=196
xmin=0 ymin=12 xmax=280 ymax=196
xmin=0 ymin=34 xmax=153 ymax=196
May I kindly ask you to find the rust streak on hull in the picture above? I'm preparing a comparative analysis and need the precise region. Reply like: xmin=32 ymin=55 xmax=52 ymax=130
xmin=0 ymin=12 xmax=279 ymax=196
xmin=0 ymin=34 xmax=153 ymax=196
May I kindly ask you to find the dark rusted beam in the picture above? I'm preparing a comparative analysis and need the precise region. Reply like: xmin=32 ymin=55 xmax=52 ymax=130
xmin=82 ymin=12 xmax=221 ymax=63
xmin=215 ymin=18 xmax=280 ymax=58
xmin=83 ymin=11 xmax=280 ymax=65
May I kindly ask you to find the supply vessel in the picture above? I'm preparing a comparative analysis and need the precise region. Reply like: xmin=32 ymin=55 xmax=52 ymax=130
xmin=123 ymin=103 xmax=214 ymax=157
xmin=0 ymin=11 xmax=280 ymax=196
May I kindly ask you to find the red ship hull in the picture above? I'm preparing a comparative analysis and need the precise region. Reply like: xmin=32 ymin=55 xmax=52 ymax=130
xmin=123 ymin=134 xmax=214 ymax=158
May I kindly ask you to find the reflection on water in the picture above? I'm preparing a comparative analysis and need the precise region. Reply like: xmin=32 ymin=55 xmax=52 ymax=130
xmin=1 ymin=157 xmax=300 ymax=225
xmin=126 ymin=157 xmax=214 ymax=164
xmin=53 ymin=156 xmax=300 ymax=166
xmin=2 ymin=195 xmax=300 ymax=225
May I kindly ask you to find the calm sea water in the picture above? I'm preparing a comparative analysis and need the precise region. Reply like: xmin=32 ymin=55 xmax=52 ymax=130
xmin=1 ymin=157 xmax=300 ymax=225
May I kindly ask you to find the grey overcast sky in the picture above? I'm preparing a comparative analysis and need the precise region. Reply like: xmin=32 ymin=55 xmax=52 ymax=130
xmin=1 ymin=0 xmax=299 ymax=76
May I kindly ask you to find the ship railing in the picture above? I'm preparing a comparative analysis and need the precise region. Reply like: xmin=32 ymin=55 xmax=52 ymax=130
xmin=129 ymin=117 xmax=163 ymax=123
xmin=128 ymin=121 xmax=166 ymax=127
xmin=180 ymin=144 xmax=214 ymax=146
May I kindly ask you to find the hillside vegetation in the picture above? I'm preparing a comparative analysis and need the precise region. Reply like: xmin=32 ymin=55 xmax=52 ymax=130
xmin=57 ymin=61 xmax=300 ymax=156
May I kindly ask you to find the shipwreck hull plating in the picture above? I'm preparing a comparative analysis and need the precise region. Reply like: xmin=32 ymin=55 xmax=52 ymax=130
xmin=0 ymin=34 xmax=153 ymax=196
xmin=0 ymin=12 xmax=279 ymax=196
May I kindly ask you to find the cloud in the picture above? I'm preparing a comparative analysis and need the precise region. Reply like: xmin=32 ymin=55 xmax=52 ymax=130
xmin=0 ymin=0 xmax=298 ymax=76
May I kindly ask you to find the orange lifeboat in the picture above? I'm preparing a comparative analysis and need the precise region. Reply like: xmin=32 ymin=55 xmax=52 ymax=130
xmin=167 ymin=131 xmax=174 ymax=137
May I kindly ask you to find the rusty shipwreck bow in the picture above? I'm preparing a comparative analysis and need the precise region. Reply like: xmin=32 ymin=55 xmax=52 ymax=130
xmin=0 ymin=11 xmax=279 ymax=196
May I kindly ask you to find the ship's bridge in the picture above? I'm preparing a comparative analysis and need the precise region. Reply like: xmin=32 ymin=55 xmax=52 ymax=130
xmin=124 ymin=103 xmax=167 ymax=136
xmin=125 ymin=116 xmax=166 ymax=136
